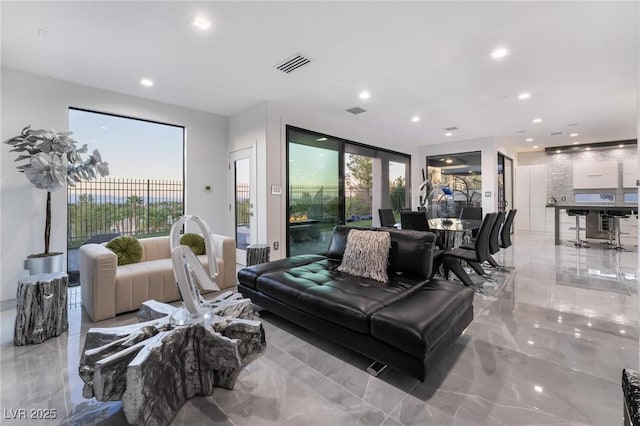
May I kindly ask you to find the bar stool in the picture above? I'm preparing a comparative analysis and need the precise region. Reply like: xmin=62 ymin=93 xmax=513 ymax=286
xmin=599 ymin=211 xmax=616 ymax=248
xmin=601 ymin=210 xmax=630 ymax=251
xmin=567 ymin=209 xmax=590 ymax=248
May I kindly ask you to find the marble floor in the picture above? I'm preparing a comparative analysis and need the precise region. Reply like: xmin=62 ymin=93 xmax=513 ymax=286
xmin=0 ymin=231 xmax=638 ymax=425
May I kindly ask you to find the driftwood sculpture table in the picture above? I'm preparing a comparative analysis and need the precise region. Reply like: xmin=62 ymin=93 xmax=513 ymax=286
xmin=14 ymin=272 xmax=68 ymax=345
xmin=79 ymin=291 xmax=265 ymax=426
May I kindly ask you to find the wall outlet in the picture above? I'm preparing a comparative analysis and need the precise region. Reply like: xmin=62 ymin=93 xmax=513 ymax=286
xmin=203 ymin=184 xmax=212 ymax=192
xmin=273 ymin=241 xmax=279 ymax=251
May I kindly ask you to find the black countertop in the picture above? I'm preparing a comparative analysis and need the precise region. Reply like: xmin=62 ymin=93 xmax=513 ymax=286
xmin=546 ymin=204 xmax=637 ymax=209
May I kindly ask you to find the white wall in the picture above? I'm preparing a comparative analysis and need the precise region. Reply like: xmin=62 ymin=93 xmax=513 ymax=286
xmin=228 ymin=103 xmax=267 ymax=250
xmin=227 ymin=100 xmax=422 ymax=262
xmin=417 ymin=137 xmax=499 ymax=215
xmin=1 ymin=67 xmax=228 ymax=301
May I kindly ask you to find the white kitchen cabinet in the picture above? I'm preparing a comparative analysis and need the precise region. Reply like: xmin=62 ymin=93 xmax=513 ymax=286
xmin=515 ymin=165 xmax=547 ymax=231
xmin=618 ymin=215 xmax=638 ymax=247
xmin=572 ymin=161 xmax=618 ymax=189
xmin=622 ymin=159 xmax=638 ymax=188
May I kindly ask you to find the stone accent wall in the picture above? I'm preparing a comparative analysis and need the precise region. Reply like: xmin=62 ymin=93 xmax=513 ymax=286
xmin=518 ymin=147 xmax=637 ymax=203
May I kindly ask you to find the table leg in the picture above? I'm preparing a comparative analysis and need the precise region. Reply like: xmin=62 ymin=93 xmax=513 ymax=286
xmin=555 ymin=207 xmax=560 ymax=245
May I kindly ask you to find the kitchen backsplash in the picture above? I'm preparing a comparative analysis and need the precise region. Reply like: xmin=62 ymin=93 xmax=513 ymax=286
xmin=518 ymin=147 xmax=637 ymax=204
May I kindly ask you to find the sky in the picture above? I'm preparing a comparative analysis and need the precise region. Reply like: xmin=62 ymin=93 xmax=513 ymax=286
xmin=289 ymin=143 xmax=339 ymax=186
xmin=69 ymin=109 xmax=183 ymax=181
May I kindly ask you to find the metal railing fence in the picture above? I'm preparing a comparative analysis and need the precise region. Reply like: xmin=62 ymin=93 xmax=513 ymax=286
xmin=67 ymin=178 xmax=183 ymax=247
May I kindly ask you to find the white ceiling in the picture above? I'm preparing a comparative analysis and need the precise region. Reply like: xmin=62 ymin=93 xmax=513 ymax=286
xmin=2 ymin=1 xmax=638 ymax=152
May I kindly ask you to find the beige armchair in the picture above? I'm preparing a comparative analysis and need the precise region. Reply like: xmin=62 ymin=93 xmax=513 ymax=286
xmin=80 ymin=234 xmax=236 ymax=322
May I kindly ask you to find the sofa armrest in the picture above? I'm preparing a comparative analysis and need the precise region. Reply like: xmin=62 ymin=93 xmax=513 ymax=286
xmin=210 ymin=233 xmax=236 ymax=289
xmin=79 ymin=243 xmax=117 ymax=322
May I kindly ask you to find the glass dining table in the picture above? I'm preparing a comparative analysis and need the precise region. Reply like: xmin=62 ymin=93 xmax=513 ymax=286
xmin=428 ymin=218 xmax=483 ymax=249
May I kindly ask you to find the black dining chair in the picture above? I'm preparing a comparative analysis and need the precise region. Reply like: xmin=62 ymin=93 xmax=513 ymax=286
xmin=460 ymin=206 xmax=483 ymax=220
xmin=400 ymin=211 xmax=430 ymax=231
xmin=460 ymin=206 xmax=482 ymax=237
xmin=500 ymin=209 xmax=517 ymax=249
xmin=486 ymin=211 xmax=506 ymax=268
xmin=459 ymin=210 xmax=505 ymax=267
xmin=440 ymin=212 xmax=498 ymax=283
xmin=378 ymin=209 xmax=397 ymax=228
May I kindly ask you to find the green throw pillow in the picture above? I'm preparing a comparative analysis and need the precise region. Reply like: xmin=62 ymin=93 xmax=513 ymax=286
xmin=106 ymin=236 xmax=143 ymax=266
xmin=180 ymin=233 xmax=206 ymax=255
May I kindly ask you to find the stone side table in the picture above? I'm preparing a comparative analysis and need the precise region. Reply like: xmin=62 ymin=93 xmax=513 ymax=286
xmin=246 ymin=243 xmax=270 ymax=266
xmin=14 ymin=272 xmax=69 ymax=345
xmin=79 ymin=291 xmax=266 ymax=426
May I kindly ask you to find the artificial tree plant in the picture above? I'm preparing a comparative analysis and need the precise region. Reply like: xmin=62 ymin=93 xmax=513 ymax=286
xmin=4 ymin=125 xmax=109 ymax=258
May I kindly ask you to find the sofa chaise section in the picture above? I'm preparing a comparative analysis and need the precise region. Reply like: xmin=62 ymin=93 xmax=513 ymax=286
xmin=238 ymin=226 xmax=474 ymax=380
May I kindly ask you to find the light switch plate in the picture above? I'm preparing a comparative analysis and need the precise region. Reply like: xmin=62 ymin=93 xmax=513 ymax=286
xmin=484 ymin=191 xmax=491 ymax=197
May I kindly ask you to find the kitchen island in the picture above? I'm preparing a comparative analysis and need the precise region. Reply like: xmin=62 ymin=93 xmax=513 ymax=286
xmin=548 ymin=204 xmax=637 ymax=245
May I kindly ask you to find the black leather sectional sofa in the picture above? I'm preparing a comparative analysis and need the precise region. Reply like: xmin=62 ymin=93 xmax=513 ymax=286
xmin=237 ymin=226 xmax=474 ymax=381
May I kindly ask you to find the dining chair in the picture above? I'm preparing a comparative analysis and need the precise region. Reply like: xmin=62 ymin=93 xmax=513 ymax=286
xmin=441 ymin=212 xmax=498 ymax=281
xmin=486 ymin=211 xmax=506 ymax=268
xmin=459 ymin=206 xmax=483 ymax=220
xmin=378 ymin=208 xmax=397 ymax=228
xmin=400 ymin=211 xmax=430 ymax=231
xmin=499 ymin=209 xmax=517 ymax=249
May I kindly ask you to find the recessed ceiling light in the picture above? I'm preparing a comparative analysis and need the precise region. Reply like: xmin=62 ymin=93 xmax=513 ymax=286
xmin=140 ymin=78 xmax=154 ymax=87
xmin=532 ymin=118 xmax=542 ymax=123
xmin=316 ymin=137 xmax=328 ymax=141
xmin=192 ymin=16 xmax=211 ymax=30
xmin=619 ymin=144 xmax=624 ymax=148
xmin=556 ymin=149 xmax=561 ymax=153
xmin=359 ymin=91 xmax=371 ymax=100
xmin=570 ymin=133 xmax=579 ymax=137
xmin=445 ymin=158 xmax=453 ymax=164
xmin=587 ymin=322 xmax=592 ymax=327
xmin=411 ymin=116 xmax=421 ymax=123
xmin=445 ymin=132 xmax=452 ymax=137
xmin=527 ymin=340 xmax=534 ymax=345
xmin=526 ymin=138 xmax=533 ymax=142
xmin=621 ymin=330 xmax=626 ymax=334
xmin=572 ymin=141 xmax=580 ymax=145
xmin=586 ymin=147 xmax=591 ymax=151
xmin=491 ymin=47 xmax=509 ymax=60
xmin=534 ymin=385 xmax=543 ymax=393
xmin=518 ymin=92 xmax=531 ymax=100
xmin=532 ymin=145 xmax=539 ymax=149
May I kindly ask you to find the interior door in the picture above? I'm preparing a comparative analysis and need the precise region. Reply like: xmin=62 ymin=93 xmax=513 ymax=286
xmin=230 ymin=148 xmax=256 ymax=265
xmin=504 ymin=156 xmax=514 ymax=212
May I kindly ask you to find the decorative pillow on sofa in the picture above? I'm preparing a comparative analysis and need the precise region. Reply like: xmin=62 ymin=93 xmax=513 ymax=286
xmin=106 ymin=236 xmax=143 ymax=266
xmin=337 ymin=229 xmax=391 ymax=282
xmin=180 ymin=233 xmax=206 ymax=255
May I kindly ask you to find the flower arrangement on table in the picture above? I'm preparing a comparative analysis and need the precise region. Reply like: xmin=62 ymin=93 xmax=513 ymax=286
xmin=4 ymin=125 xmax=110 ymax=259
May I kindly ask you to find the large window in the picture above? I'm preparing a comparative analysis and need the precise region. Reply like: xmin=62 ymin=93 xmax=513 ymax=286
xmin=425 ymin=151 xmax=481 ymax=218
xmin=67 ymin=108 xmax=184 ymax=284
xmin=287 ymin=126 xmax=410 ymax=256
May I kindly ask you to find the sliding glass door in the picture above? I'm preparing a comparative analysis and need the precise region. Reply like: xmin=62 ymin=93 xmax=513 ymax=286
xmin=287 ymin=129 xmax=342 ymax=257
xmin=286 ymin=126 xmax=410 ymax=256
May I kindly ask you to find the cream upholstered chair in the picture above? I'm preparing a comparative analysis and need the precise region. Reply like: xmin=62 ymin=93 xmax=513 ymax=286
xmin=79 ymin=234 xmax=236 ymax=322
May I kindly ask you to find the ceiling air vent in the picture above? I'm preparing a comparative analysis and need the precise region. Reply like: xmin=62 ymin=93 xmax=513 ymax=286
xmin=275 ymin=53 xmax=312 ymax=74
xmin=346 ymin=107 xmax=367 ymax=115
xmin=549 ymin=131 xmax=564 ymax=136
xmin=444 ymin=126 xmax=458 ymax=131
